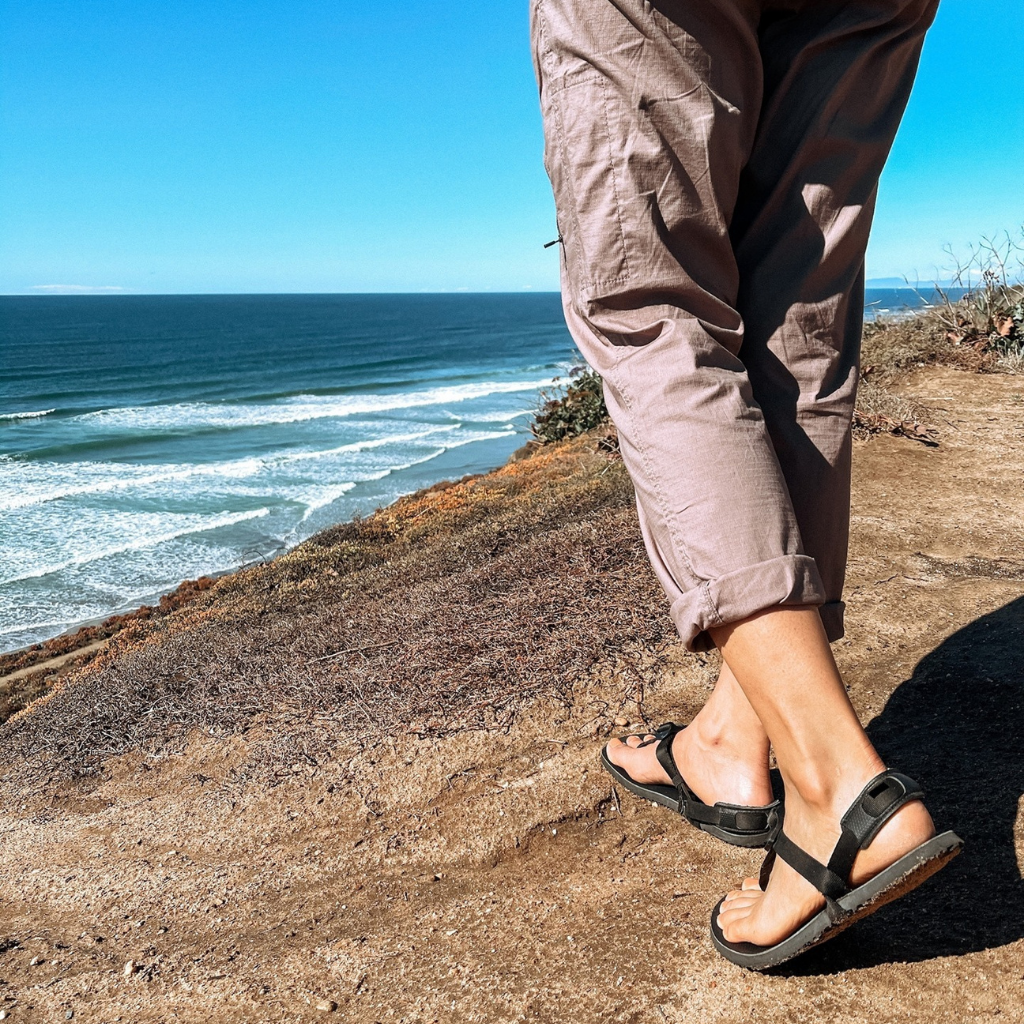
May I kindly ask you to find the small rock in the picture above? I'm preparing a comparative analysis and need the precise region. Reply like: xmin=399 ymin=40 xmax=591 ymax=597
xmin=613 ymin=717 xmax=628 ymax=727
xmin=0 ymin=1009 xmax=9 ymax=1019
xmin=315 ymin=999 xmax=338 ymax=1013
xmin=123 ymin=959 xmax=138 ymax=977
xmin=66 ymin=1012 xmax=75 ymax=1020
xmin=30 ymin=955 xmax=44 ymax=966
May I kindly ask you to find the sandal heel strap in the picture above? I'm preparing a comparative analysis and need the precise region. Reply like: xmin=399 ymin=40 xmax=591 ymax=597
xmin=726 ymin=805 xmax=776 ymax=833
xmin=827 ymin=770 xmax=925 ymax=880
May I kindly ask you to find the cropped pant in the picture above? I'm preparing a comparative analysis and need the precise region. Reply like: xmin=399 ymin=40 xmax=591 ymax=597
xmin=531 ymin=0 xmax=938 ymax=650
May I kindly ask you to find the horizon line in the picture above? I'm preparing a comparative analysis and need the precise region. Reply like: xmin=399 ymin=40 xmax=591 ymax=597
xmin=2 ymin=282 xmax=964 ymax=298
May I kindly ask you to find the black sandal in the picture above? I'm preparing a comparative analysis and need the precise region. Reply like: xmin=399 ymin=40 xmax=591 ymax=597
xmin=711 ymin=769 xmax=963 ymax=969
xmin=600 ymin=722 xmax=781 ymax=848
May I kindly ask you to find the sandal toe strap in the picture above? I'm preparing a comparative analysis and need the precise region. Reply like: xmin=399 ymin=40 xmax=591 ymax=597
xmin=652 ymin=723 xmax=696 ymax=808
xmin=773 ymin=831 xmax=850 ymax=900
xmin=631 ymin=721 xmax=677 ymax=749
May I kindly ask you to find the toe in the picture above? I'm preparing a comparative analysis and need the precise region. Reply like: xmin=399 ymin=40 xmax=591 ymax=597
xmin=741 ymin=876 xmax=762 ymax=891
xmin=721 ymin=892 xmax=760 ymax=912
xmin=622 ymin=734 xmax=655 ymax=748
xmin=717 ymin=899 xmax=762 ymax=943
xmin=715 ymin=904 xmax=747 ymax=936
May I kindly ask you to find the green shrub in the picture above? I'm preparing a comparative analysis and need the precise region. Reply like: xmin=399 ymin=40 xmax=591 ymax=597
xmin=531 ymin=365 xmax=609 ymax=443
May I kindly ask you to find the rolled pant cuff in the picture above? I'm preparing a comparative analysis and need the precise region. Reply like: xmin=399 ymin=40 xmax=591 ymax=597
xmin=670 ymin=554 xmax=826 ymax=653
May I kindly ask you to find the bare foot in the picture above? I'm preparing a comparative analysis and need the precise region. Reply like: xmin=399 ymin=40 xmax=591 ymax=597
xmin=716 ymin=769 xmax=936 ymax=947
xmin=605 ymin=663 xmax=774 ymax=807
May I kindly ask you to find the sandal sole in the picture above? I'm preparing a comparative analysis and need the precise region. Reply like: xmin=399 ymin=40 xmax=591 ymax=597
xmin=710 ymin=830 xmax=963 ymax=969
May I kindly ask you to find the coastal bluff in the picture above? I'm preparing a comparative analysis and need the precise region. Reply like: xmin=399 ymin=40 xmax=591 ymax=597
xmin=1 ymin=363 xmax=1023 ymax=1022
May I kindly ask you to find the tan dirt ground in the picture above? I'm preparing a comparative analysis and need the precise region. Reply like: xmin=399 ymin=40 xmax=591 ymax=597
xmin=1 ymin=364 xmax=1023 ymax=1023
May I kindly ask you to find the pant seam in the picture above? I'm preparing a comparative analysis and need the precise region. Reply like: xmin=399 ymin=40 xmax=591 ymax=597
xmin=700 ymin=581 xmax=724 ymax=628
xmin=605 ymin=359 xmax=704 ymax=591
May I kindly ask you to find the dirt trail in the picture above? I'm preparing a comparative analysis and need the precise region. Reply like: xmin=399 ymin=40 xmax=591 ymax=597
xmin=0 ymin=641 xmax=109 ymax=688
xmin=1 ymin=366 xmax=1023 ymax=1023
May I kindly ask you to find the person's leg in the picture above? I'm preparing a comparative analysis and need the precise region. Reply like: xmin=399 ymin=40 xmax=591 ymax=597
xmin=710 ymin=0 xmax=942 ymax=943
xmin=531 ymin=0 xmax=818 ymax=801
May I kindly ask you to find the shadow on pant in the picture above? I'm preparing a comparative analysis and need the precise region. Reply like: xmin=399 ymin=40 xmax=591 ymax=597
xmin=783 ymin=595 xmax=1024 ymax=974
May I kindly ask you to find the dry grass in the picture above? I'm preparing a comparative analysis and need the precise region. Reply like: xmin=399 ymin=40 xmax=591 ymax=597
xmin=0 ymin=672 xmax=50 ymax=726
xmin=862 ymin=230 xmax=1024 ymax=385
xmin=856 ymin=251 xmax=1023 ymax=441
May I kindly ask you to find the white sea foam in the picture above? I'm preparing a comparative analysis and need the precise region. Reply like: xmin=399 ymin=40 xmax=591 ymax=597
xmin=2 ymin=507 xmax=272 ymax=585
xmin=0 ymin=425 xmax=469 ymax=511
xmin=0 ymin=409 xmax=56 ymax=421
xmin=0 ymin=617 xmax=84 ymax=639
xmin=76 ymin=378 xmax=556 ymax=431
xmin=296 ymin=483 xmax=360 ymax=522
xmin=461 ymin=409 xmax=534 ymax=423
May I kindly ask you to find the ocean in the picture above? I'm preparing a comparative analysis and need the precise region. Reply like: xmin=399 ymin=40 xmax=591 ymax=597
xmin=0 ymin=294 xmax=578 ymax=653
xmin=0 ymin=287 xmax=941 ymax=654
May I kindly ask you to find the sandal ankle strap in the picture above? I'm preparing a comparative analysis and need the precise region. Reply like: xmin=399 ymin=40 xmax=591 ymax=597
xmin=650 ymin=721 xmax=778 ymax=836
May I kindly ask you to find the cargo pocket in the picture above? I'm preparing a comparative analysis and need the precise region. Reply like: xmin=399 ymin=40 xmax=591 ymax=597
xmin=542 ymin=70 xmax=633 ymax=301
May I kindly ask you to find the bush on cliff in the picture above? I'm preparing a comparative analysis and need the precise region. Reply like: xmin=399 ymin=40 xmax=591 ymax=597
xmin=531 ymin=366 xmax=608 ymax=443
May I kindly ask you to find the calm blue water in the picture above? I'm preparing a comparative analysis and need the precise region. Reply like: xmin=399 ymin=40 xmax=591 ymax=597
xmin=0 ymin=287 xmax=944 ymax=654
xmin=0 ymin=294 xmax=577 ymax=653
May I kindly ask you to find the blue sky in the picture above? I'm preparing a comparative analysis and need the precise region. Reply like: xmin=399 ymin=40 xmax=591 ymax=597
xmin=0 ymin=0 xmax=1020 ymax=294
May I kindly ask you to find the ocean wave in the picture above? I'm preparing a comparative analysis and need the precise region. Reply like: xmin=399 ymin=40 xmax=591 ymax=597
xmin=0 ymin=616 xmax=84 ymax=639
xmin=460 ymin=409 xmax=534 ymax=424
xmin=0 ymin=408 xmax=56 ymax=422
xmin=76 ymin=378 xmax=557 ymax=431
xmin=296 ymin=483 xmax=360 ymax=522
xmin=0 ymin=425 xmax=469 ymax=511
xmin=1 ymin=507 xmax=272 ymax=585
xmin=0 ymin=428 xmax=518 ymax=646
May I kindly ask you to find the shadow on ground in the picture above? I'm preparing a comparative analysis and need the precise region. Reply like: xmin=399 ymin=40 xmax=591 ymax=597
xmin=783 ymin=595 xmax=1024 ymax=974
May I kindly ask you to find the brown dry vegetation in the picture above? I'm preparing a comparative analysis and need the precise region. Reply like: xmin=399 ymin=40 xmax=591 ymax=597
xmin=0 ymin=576 xmax=219 ymax=723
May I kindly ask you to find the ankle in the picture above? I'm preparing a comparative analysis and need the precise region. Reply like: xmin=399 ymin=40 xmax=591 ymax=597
xmin=781 ymin=751 xmax=886 ymax=819
xmin=689 ymin=710 xmax=768 ymax=758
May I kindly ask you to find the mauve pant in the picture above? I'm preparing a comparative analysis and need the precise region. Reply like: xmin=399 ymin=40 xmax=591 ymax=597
xmin=530 ymin=0 xmax=938 ymax=651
